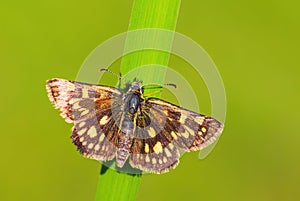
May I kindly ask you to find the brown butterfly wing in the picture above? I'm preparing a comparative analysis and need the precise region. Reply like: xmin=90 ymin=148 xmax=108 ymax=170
xmin=129 ymin=98 xmax=223 ymax=173
xmin=46 ymin=78 xmax=123 ymax=161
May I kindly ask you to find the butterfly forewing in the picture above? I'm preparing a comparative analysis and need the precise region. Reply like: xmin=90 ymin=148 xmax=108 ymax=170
xmin=145 ymin=98 xmax=224 ymax=151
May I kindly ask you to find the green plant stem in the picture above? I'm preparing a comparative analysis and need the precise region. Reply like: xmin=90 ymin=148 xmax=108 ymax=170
xmin=95 ymin=0 xmax=181 ymax=201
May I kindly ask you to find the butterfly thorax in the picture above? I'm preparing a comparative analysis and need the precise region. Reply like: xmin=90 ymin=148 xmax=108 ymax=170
xmin=123 ymin=80 xmax=144 ymax=114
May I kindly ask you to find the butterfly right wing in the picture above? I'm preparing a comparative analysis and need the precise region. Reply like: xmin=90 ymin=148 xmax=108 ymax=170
xmin=144 ymin=98 xmax=224 ymax=151
xmin=46 ymin=78 xmax=123 ymax=161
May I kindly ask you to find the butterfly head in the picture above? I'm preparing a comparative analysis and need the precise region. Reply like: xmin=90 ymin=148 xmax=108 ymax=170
xmin=128 ymin=79 xmax=143 ymax=94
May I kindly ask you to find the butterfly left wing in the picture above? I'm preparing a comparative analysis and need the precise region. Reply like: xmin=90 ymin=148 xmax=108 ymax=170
xmin=129 ymin=98 xmax=224 ymax=174
xmin=46 ymin=78 xmax=123 ymax=161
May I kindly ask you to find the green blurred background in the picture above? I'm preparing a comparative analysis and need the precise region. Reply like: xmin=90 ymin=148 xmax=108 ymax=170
xmin=1 ymin=1 xmax=299 ymax=201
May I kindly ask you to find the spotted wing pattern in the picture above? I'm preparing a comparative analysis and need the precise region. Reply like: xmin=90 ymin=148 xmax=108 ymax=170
xmin=46 ymin=78 xmax=224 ymax=174
xmin=130 ymin=119 xmax=180 ymax=173
xmin=129 ymin=98 xmax=224 ymax=174
xmin=46 ymin=78 xmax=123 ymax=161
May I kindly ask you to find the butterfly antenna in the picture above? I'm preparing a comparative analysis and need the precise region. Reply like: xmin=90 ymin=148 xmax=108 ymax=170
xmin=142 ymin=83 xmax=177 ymax=89
xmin=99 ymin=68 xmax=120 ymax=77
xmin=99 ymin=68 xmax=127 ymax=89
xmin=164 ymin=83 xmax=177 ymax=89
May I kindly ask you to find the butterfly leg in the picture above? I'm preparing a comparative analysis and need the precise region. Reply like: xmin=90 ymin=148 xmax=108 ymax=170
xmin=143 ymin=90 xmax=163 ymax=98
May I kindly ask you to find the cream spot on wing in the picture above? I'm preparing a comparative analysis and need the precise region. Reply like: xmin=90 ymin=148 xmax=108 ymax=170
xmin=80 ymin=109 xmax=89 ymax=116
xmin=99 ymin=134 xmax=105 ymax=142
xmin=82 ymin=141 xmax=87 ymax=146
xmin=148 ymin=127 xmax=156 ymax=138
xmin=82 ymin=88 xmax=89 ymax=98
xmin=87 ymin=126 xmax=97 ymax=138
xmin=144 ymin=143 xmax=149 ymax=153
xmin=79 ymin=137 xmax=84 ymax=142
xmin=68 ymin=99 xmax=74 ymax=104
xmin=73 ymin=102 xmax=80 ymax=109
xmin=169 ymin=143 xmax=174 ymax=150
xmin=88 ymin=143 xmax=94 ymax=149
xmin=94 ymin=144 xmax=100 ymax=151
xmin=196 ymin=116 xmax=205 ymax=125
xmin=153 ymin=142 xmax=163 ymax=154
xmin=78 ymin=107 xmax=85 ymax=112
xmin=79 ymin=122 xmax=86 ymax=128
xmin=186 ymin=126 xmax=195 ymax=136
xmin=99 ymin=115 xmax=109 ymax=125
xmin=77 ymin=128 xmax=87 ymax=136
xmin=159 ymin=159 xmax=162 ymax=164
xmin=165 ymin=148 xmax=172 ymax=157
xmin=145 ymin=155 xmax=150 ymax=162
xmin=171 ymin=131 xmax=178 ymax=140
xmin=152 ymin=158 xmax=157 ymax=164
xmin=181 ymin=130 xmax=189 ymax=138
xmin=198 ymin=131 xmax=203 ymax=135
xmin=179 ymin=114 xmax=187 ymax=124
xmin=201 ymin=127 xmax=207 ymax=133
xmin=163 ymin=156 xmax=167 ymax=163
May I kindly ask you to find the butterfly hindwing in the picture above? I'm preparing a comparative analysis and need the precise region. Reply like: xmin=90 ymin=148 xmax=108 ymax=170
xmin=129 ymin=121 xmax=180 ymax=174
xmin=72 ymin=119 xmax=120 ymax=161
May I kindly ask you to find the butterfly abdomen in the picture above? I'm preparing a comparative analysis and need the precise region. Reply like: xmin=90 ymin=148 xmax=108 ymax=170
xmin=116 ymin=115 xmax=134 ymax=167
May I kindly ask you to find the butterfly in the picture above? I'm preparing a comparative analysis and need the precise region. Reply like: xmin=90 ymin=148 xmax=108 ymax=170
xmin=46 ymin=77 xmax=224 ymax=174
